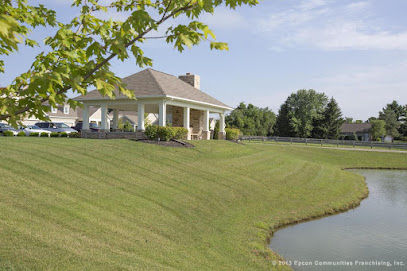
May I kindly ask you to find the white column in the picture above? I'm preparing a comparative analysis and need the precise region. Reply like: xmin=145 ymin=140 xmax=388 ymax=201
xmin=219 ymin=113 xmax=225 ymax=133
xmin=202 ymin=110 xmax=210 ymax=140
xmin=82 ymin=104 xmax=90 ymax=130
xmin=112 ymin=109 xmax=119 ymax=129
xmin=159 ymin=101 xmax=166 ymax=126
xmin=203 ymin=110 xmax=209 ymax=132
xmin=218 ymin=112 xmax=226 ymax=140
xmin=183 ymin=107 xmax=190 ymax=128
xmin=101 ymin=104 xmax=108 ymax=130
xmin=138 ymin=103 xmax=145 ymax=131
xmin=183 ymin=107 xmax=191 ymax=140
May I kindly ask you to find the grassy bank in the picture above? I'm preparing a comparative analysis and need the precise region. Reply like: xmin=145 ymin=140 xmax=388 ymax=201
xmin=0 ymin=138 xmax=406 ymax=270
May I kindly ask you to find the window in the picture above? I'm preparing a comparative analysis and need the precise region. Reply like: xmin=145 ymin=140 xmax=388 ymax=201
xmin=63 ymin=105 xmax=69 ymax=114
xmin=51 ymin=106 xmax=57 ymax=114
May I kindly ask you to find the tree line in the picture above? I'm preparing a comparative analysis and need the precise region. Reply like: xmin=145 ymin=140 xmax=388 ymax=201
xmin=226 ymin=89 xmax=407 ymax=141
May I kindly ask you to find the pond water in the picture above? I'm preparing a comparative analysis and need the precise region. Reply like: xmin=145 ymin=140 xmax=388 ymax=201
xmin=269 ymin=170 xmax=407 ymax=270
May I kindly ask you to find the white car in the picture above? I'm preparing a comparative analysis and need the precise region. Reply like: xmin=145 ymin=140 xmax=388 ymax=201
xmin=20 ymin=125 xmax=52 ymax=136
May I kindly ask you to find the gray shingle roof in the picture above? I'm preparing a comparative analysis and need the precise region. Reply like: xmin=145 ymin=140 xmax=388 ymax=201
xmin=340 ymin=123 xmax=372 ymax=133
xmin=74 ymin=69 xmax=230 ymax=108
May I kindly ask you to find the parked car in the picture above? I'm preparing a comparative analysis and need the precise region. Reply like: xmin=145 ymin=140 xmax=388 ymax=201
xmin=19 ymin=125 xmax=52 ymax=136
xmin=35 ymin=122 xmax=78 ymax=134
xmin=0 ymin=123 xmax=19 ymax=135
xmin=72 ymin=122 xmax=101 ymax=132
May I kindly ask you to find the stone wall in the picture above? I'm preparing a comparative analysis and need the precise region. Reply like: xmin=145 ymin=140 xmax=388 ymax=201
xmin=171 ymin=106 xmax=184 ymax=127
xmin=81 ymin=131 xmax=146 ymax=140
xmin=190 ymin=109 xmax=203 ymax=134
xmin=178 ymin=74 xmax=200 ymax=89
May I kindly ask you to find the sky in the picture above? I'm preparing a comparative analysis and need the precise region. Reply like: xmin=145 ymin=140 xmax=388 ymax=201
xmin=1 ymin=0 xmax=407 ymax=120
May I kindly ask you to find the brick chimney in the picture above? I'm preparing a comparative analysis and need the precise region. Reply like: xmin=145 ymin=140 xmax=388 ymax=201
xmin=178 ymin=73 xmax=200 ymax=89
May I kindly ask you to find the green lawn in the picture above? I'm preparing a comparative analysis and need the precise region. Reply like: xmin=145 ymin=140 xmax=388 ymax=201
xmin=0 ymin=138 xmax=406 ymax=270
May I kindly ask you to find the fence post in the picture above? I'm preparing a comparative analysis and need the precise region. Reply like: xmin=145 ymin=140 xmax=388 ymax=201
xmin=353 ymin=141 xmax=355 ymax=147
xmin=337 ymin=140 xmax=339 ymax=147
xmin=371 ymin=141 xmax=373 ymax=149
xmin=276 ymin=137 xmax=278 ymax=143
xmin=290 ymin=137 xmax=293 ymax=144
xmin=306 ymin=138 xmax=308 ymax=145
xmin=321 ymin=139 xmax=323 ymax=146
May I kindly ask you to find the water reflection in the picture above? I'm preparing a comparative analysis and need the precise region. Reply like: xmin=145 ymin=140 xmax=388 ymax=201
xmin=270 ymin=170 xmax=407 ymax=270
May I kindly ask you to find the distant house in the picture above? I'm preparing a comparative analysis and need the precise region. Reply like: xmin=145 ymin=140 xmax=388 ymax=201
xmin=340 ymin=123 xmax=372 ymax=141
xmin=22 ymin=103 xmax=102 ymax=127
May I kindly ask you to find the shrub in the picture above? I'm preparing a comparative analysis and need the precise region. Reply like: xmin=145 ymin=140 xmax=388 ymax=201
xmin=145 ymin=125 xmax=159 ymax=139
xmin=40 ymin=132 xmax=49 ymax=137
xmin=172 ymin=127 xmax=188 ymax=140
xmin=145 ymin=125 xmax=188 ymax=141
xmin=17 ymin=131 xmax=26 ymax=137
xmin=29 ymin=132 xmax=39 ymax=137
xmin=60 ymin=132 xmax=68 ymax=137
xmin=2 ymin=130 xmax=15 ymax=136
xmin=50 ymin=132 xmax=59 ymax=137
xmin=225 ymin=128 xmax=240 ymax=140
xmin=69 ymin=132 xmax=80 ymax=138
xmin=213 ymin=120 xmax=219 ymax=139
xmin=157 ymin=126 xmax=175 ymax=141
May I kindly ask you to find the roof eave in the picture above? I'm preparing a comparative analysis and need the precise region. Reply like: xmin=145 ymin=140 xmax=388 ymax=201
xmin=73 ymin=94 xmax=232 ymax=111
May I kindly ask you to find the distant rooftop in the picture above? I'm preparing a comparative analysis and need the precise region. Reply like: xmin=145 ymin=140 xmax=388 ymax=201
xmin=340 ymin=123 xmax=372 ymax=133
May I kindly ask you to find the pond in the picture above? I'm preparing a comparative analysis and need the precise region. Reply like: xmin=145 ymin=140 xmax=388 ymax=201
xmin=269 ymin=170 xmax=407 ymax=270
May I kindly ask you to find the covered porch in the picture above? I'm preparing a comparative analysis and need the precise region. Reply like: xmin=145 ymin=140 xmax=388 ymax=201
xmin=81 ymin=98 xmax=226 ymax=140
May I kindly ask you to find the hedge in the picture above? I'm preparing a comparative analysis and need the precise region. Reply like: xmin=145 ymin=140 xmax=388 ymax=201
xmin=60 ymin=132 xmax=68 ymax=137
xmin=40 ymin=132 xmax=49 ymax=137
xmin=156 ymin=126 xmax=175 ymax=141
xmin=69 ymin=132 xmax=80 ymax=138
xmin=225 ymin=128 xmax=240 ymax=140
xmin=17 ymin=131 xmax=26 ymax=137
xmin=145 ymin=125 xmax=158 ymax=140
xmin=2 ymin=130 xmax=15 ymax=136
xmin=145 ymin=125 xmax=188 ymax=141
xmin=172 ymin=127 xmax=188 ymax=140
xmin=29 ymin=132 xmax=39 ymax=137
xmin=50 ymin=132 xmax=59 ymax=137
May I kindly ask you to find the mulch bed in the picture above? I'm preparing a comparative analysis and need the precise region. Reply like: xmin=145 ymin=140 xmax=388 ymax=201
xmin=135 ymin=139 xmax=195 ymax=148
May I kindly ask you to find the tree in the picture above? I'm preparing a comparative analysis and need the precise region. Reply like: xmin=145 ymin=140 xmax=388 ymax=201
xmin=367 ymin=117 xmax=377 ymax=122
xmin=312 ymin=97 xmax=344 ymax=139
xmin=0 ymin=0 xmax=259 ymax=126
xmin=226 ymin=102 xmax=276 ymax=136
xmin=213 ymin=120 xmax=219 ymax=139
xmin=344 ymin=117 xmax=353 ymax=124
xmin=379 ymin=108 xmax=400 ymax=138
xmin=274 ymin=100 xmax=294 ymax=137
xmin=275 ymin=89 xmax=328 ymax=138
xmin=371 ymin=120 xmax=386 ymax=141
xmin=383 ymin=101 xmax=406 ymax=121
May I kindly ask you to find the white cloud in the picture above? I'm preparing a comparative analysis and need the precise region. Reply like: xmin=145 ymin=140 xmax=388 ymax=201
xmin=311 ymin=62 xmax=407 ymax=119
xmin=200 ymin=8 xmax=246 ymax=30
xmin=256 ymin=0 xmax=407 ymax=51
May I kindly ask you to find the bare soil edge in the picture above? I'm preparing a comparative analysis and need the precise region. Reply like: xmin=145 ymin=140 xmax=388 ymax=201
xmin=262 ymin=167 xmax=407 ymax=269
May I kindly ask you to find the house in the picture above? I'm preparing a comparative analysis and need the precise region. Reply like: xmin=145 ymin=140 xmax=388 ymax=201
xmin=74 ymin=69 xmax=231 ymax=140
xmin=109 ymin=111 xmax=158 ymax=131
xmin=340 ymin=123 xmax=372 ymax=141
xmin=22 ymin=103 xmax=102 ymax=127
